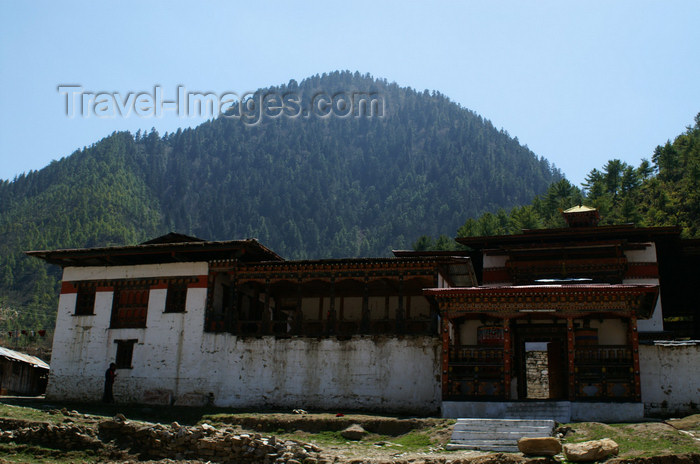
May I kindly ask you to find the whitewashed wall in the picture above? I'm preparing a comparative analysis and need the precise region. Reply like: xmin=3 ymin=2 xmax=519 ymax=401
xmin=640 ymin=343 xmax=700 ymax=416
xmin=47 ymin=262 xmax=441 ymax=414
xmin=624 ymin=243 xmax=663 ymax=332
xmin=46 ymin=262 xmax=208 ymax=403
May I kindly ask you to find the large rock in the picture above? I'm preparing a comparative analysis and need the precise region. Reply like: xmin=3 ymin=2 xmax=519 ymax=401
xmin=518 ymin=437 xmax=562 ymax=456
xmin=563 ymin=438 xmax=619 ymax=462
xmin=340 ymin=423 xmax=367 ymax=440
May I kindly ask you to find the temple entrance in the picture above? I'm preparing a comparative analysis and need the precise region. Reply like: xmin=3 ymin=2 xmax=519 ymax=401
xmin=515 ymin=324 xmax=568 ymax=400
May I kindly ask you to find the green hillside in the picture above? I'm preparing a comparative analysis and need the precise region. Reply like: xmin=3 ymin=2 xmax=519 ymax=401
xmin=0 ymin=71 xmax=561 ymax=337
xmin=413 ymin=112 xmax=700 ymax=249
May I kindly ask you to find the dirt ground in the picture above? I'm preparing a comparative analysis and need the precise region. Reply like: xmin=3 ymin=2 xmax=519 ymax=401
xmin=0 ymin=398 xmax=699 ymax=463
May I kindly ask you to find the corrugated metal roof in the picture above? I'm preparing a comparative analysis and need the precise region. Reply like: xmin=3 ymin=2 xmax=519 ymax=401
xmin=652 ymin=340 xmax=700 ymax=347
xmin=0 ymin=346 xmax=49 ymax=370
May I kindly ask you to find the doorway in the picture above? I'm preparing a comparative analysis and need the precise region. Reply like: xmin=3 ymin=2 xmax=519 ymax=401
xmin=514 ymin=324 xmax=568 ymax=400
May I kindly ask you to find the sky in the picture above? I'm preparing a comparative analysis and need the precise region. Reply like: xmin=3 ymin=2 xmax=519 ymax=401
xmin=1 ymin=1 xmax=698 ymax=186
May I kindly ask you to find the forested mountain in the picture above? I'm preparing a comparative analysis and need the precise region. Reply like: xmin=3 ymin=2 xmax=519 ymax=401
xmin=414 ymin=113 xmax=700 ymax=250
xmin=0 ymin=71 xmax=561 ymax=336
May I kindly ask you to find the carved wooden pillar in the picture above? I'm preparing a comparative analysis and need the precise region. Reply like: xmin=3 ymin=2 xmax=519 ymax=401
xmin=503 ymin=317 xmax=512 ymax=400
xmin=441 ymin=310 xmax=450 ymax=399
xmin=317 ymin=297 xmax=324 ymax=336
xmin=295 ymin=278 xmax=303 ymax=335
xmin=263 ymin=279 xmax=271 ymax=335
xmin=567 ymin=317 xmax=576 ymax=400
xmin=204 ymin=273 xmax=216 ymax=331
xmin=629 ymin=315 xmax=642 ymax=401
xmin=396 ymin=274 xmax=405 ymax=333
xmin=431 ymin=273 xmax=441 ymax=335
xmin=226 ymin=276 xmax=237 ymax=334
xmin=328 ymin=278 xmax=336 ymax=335
xmin=361 ymin=277 xmax=370 ymax=333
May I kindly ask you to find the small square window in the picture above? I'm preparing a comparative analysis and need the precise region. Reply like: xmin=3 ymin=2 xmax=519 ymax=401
xmin=164 ymin=283 xmax=188 ymax=313
xmin=75 ymin=287 xmax=96 ymax=315
xmin=115 ymin=339 xmax=137 ymax=369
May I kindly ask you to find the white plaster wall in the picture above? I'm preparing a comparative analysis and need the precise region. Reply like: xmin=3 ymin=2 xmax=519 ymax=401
xmin=62 ymin=262 xmax=209 ymax=282
xmin=46 ymin=289 xmax=117 ymax=400
xmin=342 ymin=297 xmax=362 ymax=320
xmin=301 ymin=298 xmax=321 ymax=319
xmin=482 ymin=253 xmax=511 ymax=287
xmin=589 ymin=319 xmax=627 ymax=345
xmin=625 ymin=279 xmax=663 ymax=333
xmin=483 ymin=254 xmax=507 ymax=269
xmin=622 ymin=243 xmax=663 ymax=333
xmin=624 ymin=243 xmax=656 ymax=263
xmin=640 ymin=344 xmax=700 ymax=416
xmin=46 ymin=262 xmax=208 ymax=402
xmin=411 ymin=297 xmax=430 ymax=318
xmin=192 ymin=335 xmax=441 ymax=414
xmin=459 ymin=320 xmax=481 ymax=345
xmin=47 ymin=264 xmax=441 ymax=414
xmin=367 ymin=297 xmax=384 ymax=318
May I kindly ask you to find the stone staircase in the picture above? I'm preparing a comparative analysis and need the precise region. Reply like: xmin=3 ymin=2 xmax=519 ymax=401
xmin=447 ymin=418 xmax=556 ymax=452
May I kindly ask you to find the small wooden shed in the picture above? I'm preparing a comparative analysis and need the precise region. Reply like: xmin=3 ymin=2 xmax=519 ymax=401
xmin=0 ymin=346 xmax=50 ymax=396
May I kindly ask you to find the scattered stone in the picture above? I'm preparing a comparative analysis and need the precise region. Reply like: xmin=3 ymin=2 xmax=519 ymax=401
xmin=201 ymin=423 xmax=216 ymax=432
xmin=94 ymin=417 xmax=325 ymax=463
xmin=518 ymin=437 xmax=562 ymax=456
xmin=563 ymin=438 xmax=619 ymax=462
xmin=340 ymin=423 xmax=368 ymax=440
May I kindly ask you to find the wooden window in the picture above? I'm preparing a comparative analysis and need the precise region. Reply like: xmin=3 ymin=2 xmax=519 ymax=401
xmin=110 ymin=287 xmax=149 ymax=328
xmin=164 ymin=282 xmax=188 ymax=313
xmin=115 ymin=339 xmax=137 ymax=369
xmin=74 ymin=286 xmax=96 ymax=315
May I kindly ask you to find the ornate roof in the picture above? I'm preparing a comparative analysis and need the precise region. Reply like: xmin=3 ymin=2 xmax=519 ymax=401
xmin=424 ymin=284 xmax=659 ymax=319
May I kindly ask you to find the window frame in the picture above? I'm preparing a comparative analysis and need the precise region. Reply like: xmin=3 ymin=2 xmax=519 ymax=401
xmin=164 ymin=282 xmax=188 ymax=313
xmin=110 ymin=286 xmax=150 ymax=329
xmin=114 ymin=339 xmax=137 ymax=369
xmin=74 ymin=286 xmax=96 ymax=316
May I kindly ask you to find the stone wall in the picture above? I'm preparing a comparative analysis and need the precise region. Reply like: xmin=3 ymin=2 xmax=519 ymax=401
xmin=525 ymin=351 xmax=549 ymax=399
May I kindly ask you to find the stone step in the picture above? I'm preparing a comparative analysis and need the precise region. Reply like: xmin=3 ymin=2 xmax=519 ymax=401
xmin=453 ymin=426 xmax=553 ymax=434
xmin=451 ymin=430 xmax=552 ymax=440
xmin=449 ymin=418 xmax=556 ymax=452
xmin=446 ymin=441 xmax=520 ymax=452
xmin=455 ymin=418 xmax=555 ymax=428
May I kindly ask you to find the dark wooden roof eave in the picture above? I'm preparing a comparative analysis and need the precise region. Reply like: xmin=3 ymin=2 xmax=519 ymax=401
xmin=456 ymin=225 xmax=682 ymax=250
xmin=25 ymin=239 xmax=284 ymax=267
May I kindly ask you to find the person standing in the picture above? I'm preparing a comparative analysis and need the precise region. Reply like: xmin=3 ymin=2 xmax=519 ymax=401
xmin=103 ymin=363 xmax=116 ymax=403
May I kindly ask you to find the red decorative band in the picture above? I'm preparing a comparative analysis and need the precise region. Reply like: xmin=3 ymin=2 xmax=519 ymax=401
xmin=60 ymin=282 xmax=77 ymax=294
xmin=624 ymin=263 xmax=659 ymax=279
xmin=188 ymin=275 xmax=209 ymax=288
xmin=483 ymin=268 xmax=511 ymax=284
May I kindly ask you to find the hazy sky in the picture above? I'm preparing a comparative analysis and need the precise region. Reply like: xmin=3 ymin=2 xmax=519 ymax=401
xmin=1 ymin=1 xmax=698 ymax=186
